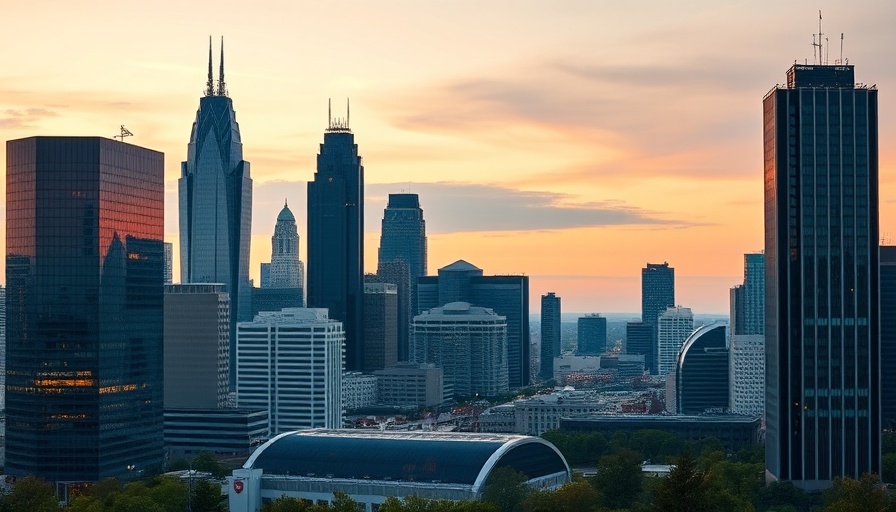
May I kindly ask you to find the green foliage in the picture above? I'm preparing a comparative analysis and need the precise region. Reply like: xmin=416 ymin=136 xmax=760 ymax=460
xmin=191 ymin=479 xmax=227 ymax=512
xmin=481 ymin=467 xmax=530 ymax=512
xmin=754 ymin=481 xmax=809 ymax=512
xmin=632 ymin=429 xmax=683 ymax=463
xmin=822 ymin=473 xmax=896 ymax=512
xmin=540 ymin=430 xmax=609 ymax=466
xmin=522 ymin=481 xmax=602 ymax=512
xmin=0 ymin=476 xmax=59 ymax=512
xmin=884 ymin=453 xmax=896 ymax=484
xmin=651 ymin=451 xmax=712 ymax=512
xmin=379 ymin=495 xmax=499 ymax=511
xmin=590 ymin=449 xmax=643 ymax=510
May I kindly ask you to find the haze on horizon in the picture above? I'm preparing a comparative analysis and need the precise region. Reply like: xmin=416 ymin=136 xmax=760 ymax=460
xmin=2 ymin=1 xmax=895 ymax=314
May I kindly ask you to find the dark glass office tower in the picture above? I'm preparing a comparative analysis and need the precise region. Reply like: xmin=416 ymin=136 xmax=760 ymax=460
xmin=578 ymin=314 xmax=607 ymax=355
xmin=540 ymin=292 xmax=561 ymax=381
xmin=378 ymin=193 xmax=426 ymax=362
xmin=675 ymin=324 xmax=728 ymax=415
xmin=881 ymin=247 xmax=896 ymax=430
xmin=179 ymin=39 xmax=252 ymax=385
xmin=307 ymin=106 xmax=364 ymax=371
xmin=6 ymin=136 xmax=165 ymax=482
xmin=765 ymin=64 xmax=879 ymax=488
xmin=641 ymin=262 xmax=674 ymax=374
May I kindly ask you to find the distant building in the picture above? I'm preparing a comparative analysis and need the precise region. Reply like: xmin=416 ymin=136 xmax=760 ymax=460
xmin=164 ymin=242 xmax=173 ymax=284
xmin=236 ymin=309 xmax=344 ymax=434
xmin=540 ymin=292 xmax=561 ymax=381
xmin=260 ymin=263 xmax=270 ymax=288
xmin=642 ymin=262 xmax=674 ymax=374
xmin=266 ymin=201 xmax=305 ymax=290
xmin=228 ymin=430 xmax=572 ymax=512
xmin=624 ymin=321 xmax=653 ymax=371
xmin=306 ymin=108 xmax=365 ymax=371
xmin=6 ymin=136 xmax=165 ymax=481
xmin=512 ymin=389 xmax=610 ymax=435
xmin=373 ymin=259 xmax=412 ymax=362
xmin=0 ymin=285 xmax=5 ymax=411
xmin=657 ymin=307 xmax=694 ymax=376
xmin=417 ymin=260 xmax=529 ymax=387
xmin=251 ymin=287 xmax=304 ymax=317
xmin=577 ymin=314 xmax=607 ymax=355
xmin=882 ymin=246 xmax=896 ymax=429
xmin=729 ymin=334 xmax=764 ymax=417
xmin=342 ymin=372 xmax=378 ymax=411
xmin=164 ymin=284 xmax=230 ymax=409
xmin=675 ymin=323 xmax=728 ymax=415
xmin=413 ymin=302 xmax=508 ymax=398
xmin=164 ymin=408 xmax=269 ymax=456
xmin=730 ymin=253 xmax=764 ymax=336
xmin=363 ymin=281 xmax=398 ymax=371
xmin=374 ymin=363 xmax=446 ymax=409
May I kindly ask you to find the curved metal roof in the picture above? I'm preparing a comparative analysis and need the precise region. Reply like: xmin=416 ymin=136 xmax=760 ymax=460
xmin=277 ymin=203 xmax=295 ymax=222
xmin=245 ymin=429 xmax=569 ymax=492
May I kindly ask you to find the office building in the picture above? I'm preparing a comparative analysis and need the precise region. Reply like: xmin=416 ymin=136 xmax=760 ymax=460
xmin=164 ymin=284 xmax=230 ymax=409
xmin=675 ymin=323 xmax=728 ymax=415
xmin=163 ymin=242 xmax=173 ymax=284
xmin=882 ymin=246 xmax=896 ymax=429
xmin=417 ymin=260 xmax=530 ymax=387
xmin=363 ymin=281 xmax=398 ymax=371
xmin=540 ymin=292 xmax=561 ymax=381
xmin=342 ymin=372 xmax=378 ymax=411
xmin=236 ymin=308 xmax=344 ymax=434
xmin=642 ymin=262 xmax=674 ymax=374
xmin=730 ymin=334 xmax=765 ymax=417
xmin=577 ymin=314 xmax=607 ymax=355
xmin=624 ymin=321 xmax=652 ymax=370
xmin=413 ymin=302 xmax=508 ymax=397
xmin=179 ymin=40 xmax=253 ymax=386
xmin=657 ymin=306 xmax=693 ymax=376
xmin=731 ymin=253 xmax=765 ymax=336
xmin=373 ymin=259 xmax=412 ymax=362
xmin=250 ymin=287 xmax=304 ymax=317
xmin=260 ymin=263 xmax=271 ymax=288
xmin=0 ymin=286 xmax=5 ymax=412
xmin=6 ymin=136 xmax=164 ymax=481
xmin=228 ymin=430 xmax=571 ymax=512
xmin=266 ymin=201 xmax=305 ymax=290
xmin=306 ymin=104 xmax=364 ymax=371
xmin=378 ymin=193 xmax=427 ymax=282
xmin=164 ymin=408 xmax=269 ymax=456
xmin=374 ymin=363 xmax=446 ymax=409
xmin=764 ymin=63 xmax=879 ymax=487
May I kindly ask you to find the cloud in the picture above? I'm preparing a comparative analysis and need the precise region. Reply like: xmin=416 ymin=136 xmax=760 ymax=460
xmin=0 ymin=107 xmax=58 ymax=129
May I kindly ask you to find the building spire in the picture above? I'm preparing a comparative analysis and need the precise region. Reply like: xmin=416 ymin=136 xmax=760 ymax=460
xmin=205 ymin=36 xmax=215 ymax=96
xmin=217 ymin=36 xmax=227 ymax=96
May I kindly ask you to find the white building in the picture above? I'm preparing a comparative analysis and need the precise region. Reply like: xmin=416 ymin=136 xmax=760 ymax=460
xmin=512 ymin=388 xmax=610 ymax=435
xmin=657 ymin=306 xmax=694 ymax=376
xmin=413 ymin=302 xmax=508 ymax=397
xmin=373 ymin=363 xmax=446 ymax=408
xmin=236 ymin=308 xmax=343 ymax=434
xmin=343 ymin=372 xmax=378 ymax=411
xmin=729 ymin=334 xmax=765 ymax=417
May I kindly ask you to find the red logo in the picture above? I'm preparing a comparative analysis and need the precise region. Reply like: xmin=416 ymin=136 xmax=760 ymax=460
xmin=233 ymin=480 xmax=244 ymax=494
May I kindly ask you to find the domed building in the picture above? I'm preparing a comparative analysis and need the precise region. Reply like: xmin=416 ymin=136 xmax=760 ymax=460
xmin=268 ymin=200 xmax=304 ymax=289
xmin=228 ymin=429 xmax=571 ymax=512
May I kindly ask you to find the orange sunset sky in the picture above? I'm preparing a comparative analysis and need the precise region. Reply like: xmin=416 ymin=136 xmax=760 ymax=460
xmin=2 ymin=2 xmax=896 ymax=314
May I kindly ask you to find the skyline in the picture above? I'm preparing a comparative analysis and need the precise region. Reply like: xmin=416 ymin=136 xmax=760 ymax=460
xmin=3 ymin=2 xmax=896 ymax=313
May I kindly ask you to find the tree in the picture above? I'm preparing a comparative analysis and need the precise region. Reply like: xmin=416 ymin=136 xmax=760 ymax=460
xmin=481 ymin=467 xmax=530 ymax=512
xmin=259 ymin=496 xmax=312 ymax=512
xmin=823 ymin=473 xmax=896 ymax=512
xmin=884 ymin=454 xmax=896 ymax=484
xmin=590 ymin=449 xmax=643 ymax=510
xmin=0 ymin=476 xmax=60 ymax=512
xmin=754 ymin=480 xmax=809 ymax=512
xmin=651 ymin=451 xmax=711 ymax=512
xmin=191 ymin=480 xmax=226 ymax=512
xmin=523 ymin=481 xmax=602 ymax=512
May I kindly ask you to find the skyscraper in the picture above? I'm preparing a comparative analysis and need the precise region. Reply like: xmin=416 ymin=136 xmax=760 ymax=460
xmin=307 ymin=103 xmax=364 ymax=371
xmin=731 ymin=253 xmax=765 ymax=336
xmin=765 ymin=63 xmax=879 ymax=487
xmin=657 ymin=306 xmax=693 ymax=376
xmin=6 ymin=136 xmax=165 ymax=481
xmin=675 ymin=323 xmax=728 ymax=415
xmin=577 ymin=314 xmax=607 ymax=355
xmin=179 ymin=39 xmax=252 ymax=385
xmin=882 ymin=246 xmax=896 ymax=430
xmin=362 ymin=281 xmax=398 ymax=371
xmin=373 ymin=259 xmax=412 ymax=361
xmin=540 ymin=292 xmax=561 ymax=381
xmin=642 ymin=262 xmax=674 ymax=374
xmin=268 ymin=201 xmax=304 ymax=290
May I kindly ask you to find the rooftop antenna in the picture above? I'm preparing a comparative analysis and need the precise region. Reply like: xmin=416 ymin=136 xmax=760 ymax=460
xmin=839 ymin=33 xmax=844 ymax=65
xmin=217 ymin=36 xmax=227 ymax=96
xmin=817 ymin=10 xmax=824 ymax=65
xmin=347 ymin=98 xmax=350 ymax=128
xmin=205 ymin=36 xmax=214 ymax=96
xmin=113 ymin=125 xmax=134 ymax=142
xmin=328 ymin=98 xmax=332 ymax=127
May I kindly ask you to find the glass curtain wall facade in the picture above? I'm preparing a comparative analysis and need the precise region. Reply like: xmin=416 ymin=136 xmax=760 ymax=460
xmin=540 ymin=292 xmax=561 ymax=381
xmin=179 ymin=42 xmax=252 ymax=387
xmin=6 ymin=136 xmax=165 ymax=481
xmin=642 ymin=262 xmax=674 ymax=374
xmin=577 ymin=314 xmax=607 ymax=355
xmin=764 ymin=64 xmax=879 ymax=488
xmin=307 ymin=116 xmax=364 ymax=371
xmin=676 ymin=323 xmax=729 ymax=415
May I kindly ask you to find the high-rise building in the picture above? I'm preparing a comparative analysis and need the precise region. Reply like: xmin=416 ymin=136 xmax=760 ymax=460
xmin=378 ymin=193 xmax=427 ymax=281
xmin=260 ymin=263 xmax=271 ymax=288
xmin=362 ymin=281 xmax=398 ymax=371
xmin=267 ymin=201 xmax=305 ymax=290
xmin=164 ymin=284 xmax=230 ymax=409
xmin=0 ymin=286 xmax=5 ymax=412
xmin=641 ymin=262 xmax=674 ymax=374
xmin=730 ymin=334 xmax=765 ymax=417
xmin=163 ymin=242 xmax=173 ymax=284
xmin=540 ymin=292 xmax=561 ymax=381
xmin=178 ymin=39 xmax=253 ymax=386
xmin=675 ymin=323 xmax=728 ymax=415
xmin=882 ymin=246 xmax=896 ymax=430
xmin=624 ymin=321 xmax=652 ymax=368
xmin=731 ymin=253 xmax=765 ymax=336
xmin=307 ymin=104 xmax=364 ymax=371
xmin=657 ymin=306 xmax=693 ymax=376
xmin=373 ymin=259 xmax=412 ymax=362
xmin=6 ymin=136 xmax=165 ymax=481
xmin=236 ymin=308 xmax=344 ymax=434
xmin=764 ymin=63 xmax=879 ymax=487
xmin=417 ymin=260 xmax=530 ymax=387
xmin=577 ymin=314 xmax=607 ymax=355
xmin=413 ymin=302 xmax=509 ymax=397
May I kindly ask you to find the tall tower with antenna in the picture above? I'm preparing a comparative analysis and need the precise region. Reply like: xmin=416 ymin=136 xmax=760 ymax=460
xmin=179 ymin=37 xmax=253 ymax=387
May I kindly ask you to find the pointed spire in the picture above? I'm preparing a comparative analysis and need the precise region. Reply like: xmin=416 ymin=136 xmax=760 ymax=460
xmin=347 ymin=98 xmax=350 ymax=128
xmin=328 ymin=98 xmax=332 ymax=128
xmin=205 ymin=36 xmax=214 ymax=96
xmin=284 ymin=198 xmax=288 ymax=208
xmin=217 ymin=36 xmax=227 ymax=96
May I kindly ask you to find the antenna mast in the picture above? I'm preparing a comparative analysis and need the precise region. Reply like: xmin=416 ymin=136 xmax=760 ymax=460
xmin=840 ymin=33 xmax=844 ymax=65
xmin=113 ymin=125 xmax=134 ymax=142
xmin=817 ymin=10 xmax=824 ymax=64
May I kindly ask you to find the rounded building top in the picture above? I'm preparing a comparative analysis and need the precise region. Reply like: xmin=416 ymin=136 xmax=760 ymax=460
xmin=277 ymin=201 xmax=295 ymax=223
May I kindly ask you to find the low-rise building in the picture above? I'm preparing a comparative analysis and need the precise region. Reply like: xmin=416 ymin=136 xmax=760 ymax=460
xmin=343 ymin=373 xmax=378 ymax=411
xmin=373 ymin=363 xmax=446 ymax=409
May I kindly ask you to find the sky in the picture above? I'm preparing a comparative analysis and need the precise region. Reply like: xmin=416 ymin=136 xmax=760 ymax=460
xmin=2 ymin=1 xmax=896 ymax=314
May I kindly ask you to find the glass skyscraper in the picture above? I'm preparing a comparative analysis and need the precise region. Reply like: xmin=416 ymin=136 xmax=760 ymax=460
xmin=6 ymin=136 xmax=165 ymax=481
xmin=178 ymin=40 xmax=252 ymax=385
xmin=540 ymin=292 xmax=561 ymax=381
xmin=641 ymin=262 xmax=674 ymax=374
xmin=307 ymin=108 xmax=365 ymax=371
xmin=764 ymin=64 xmax=879 ymax=488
